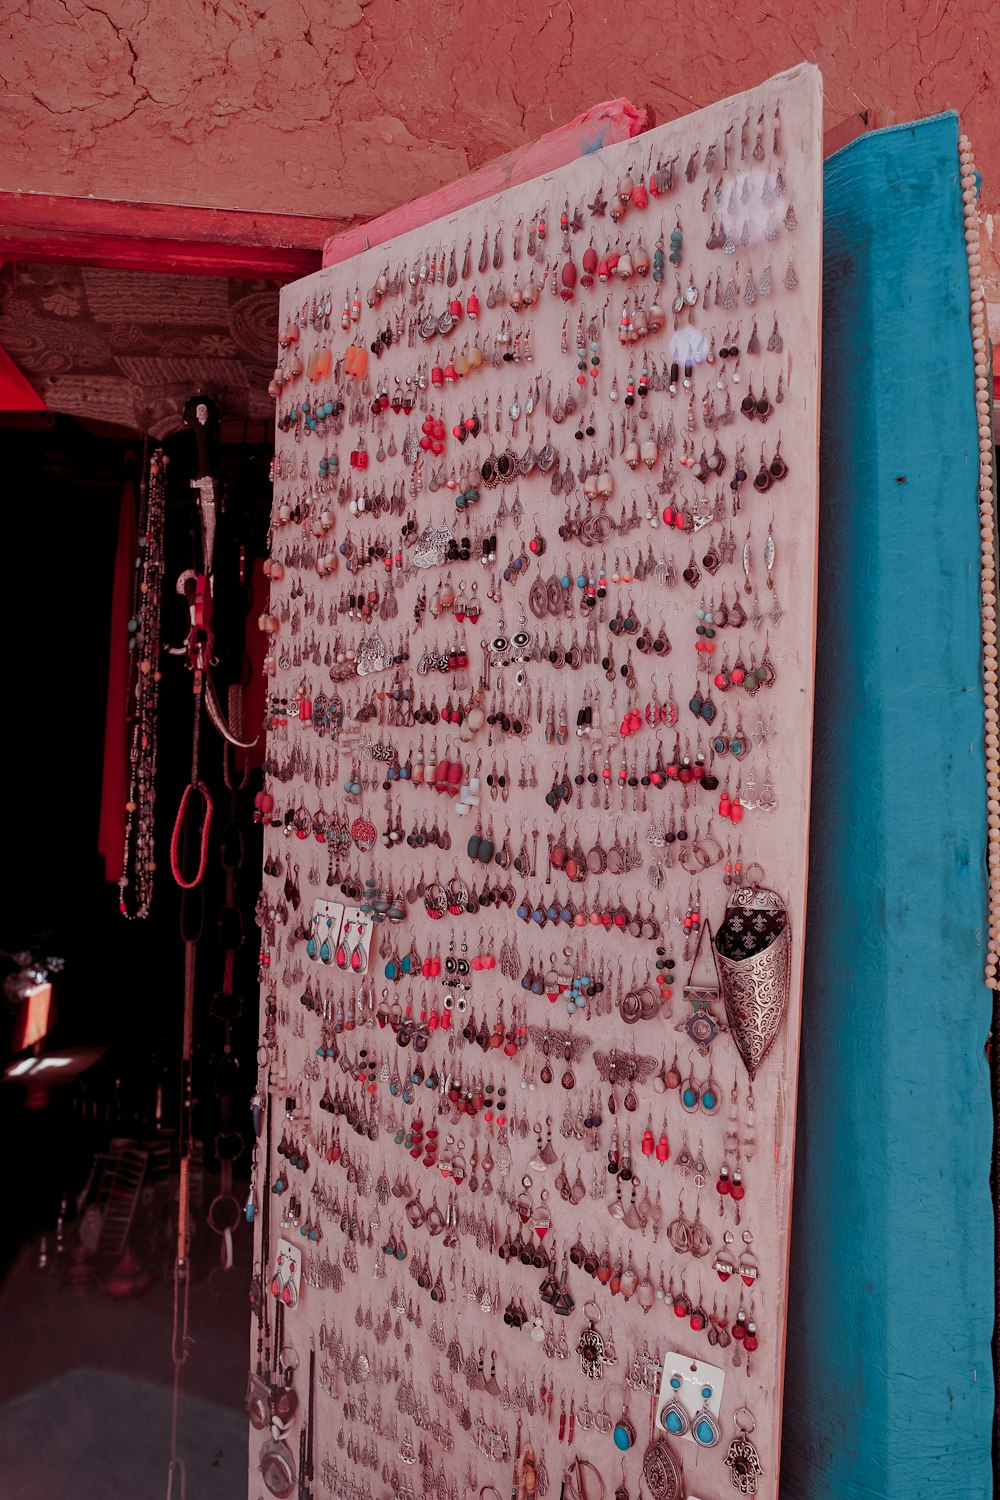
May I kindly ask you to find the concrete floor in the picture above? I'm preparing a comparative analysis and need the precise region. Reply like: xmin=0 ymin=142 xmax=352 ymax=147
xmin=0 ymin=1231 xmax=251 ymax=1498
xmin=0 ymin=1368 xmax=248 ymax=1500
xmin=0 ymin=1237 xmax=251 ymax=1410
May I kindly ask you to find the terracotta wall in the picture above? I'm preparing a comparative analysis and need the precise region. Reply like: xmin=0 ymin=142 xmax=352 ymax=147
xmin=0 ymin=0 xmax=996 ymax=220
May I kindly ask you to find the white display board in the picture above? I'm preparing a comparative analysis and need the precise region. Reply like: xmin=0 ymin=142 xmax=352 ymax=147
xmin=251 ymin=62 xmax=822 ymax=1500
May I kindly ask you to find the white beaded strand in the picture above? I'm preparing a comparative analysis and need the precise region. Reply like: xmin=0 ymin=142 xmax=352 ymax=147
xmin=958 ymin=134 xmax=1000 ymax=984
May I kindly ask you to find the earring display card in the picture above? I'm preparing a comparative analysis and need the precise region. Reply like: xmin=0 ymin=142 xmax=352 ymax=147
xmin=307 ymin=899 xmax=344 ymax=963
xmin=273 ymin=1237 xmax=302 ymax=1309
xmin=656 ymin=1355 xmax=725 ymax=1445
xmin=252 ymin=62 xmax=821 ymax=1500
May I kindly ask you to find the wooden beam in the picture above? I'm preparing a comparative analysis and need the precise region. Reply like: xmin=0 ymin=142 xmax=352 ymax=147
xmin=823 ymin=113 xmax=869 ymax=157
xmin=0 ymin=191 xmax=330 ymax=277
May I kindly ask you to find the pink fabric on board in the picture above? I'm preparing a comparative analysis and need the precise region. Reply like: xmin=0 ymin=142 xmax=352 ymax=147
xmin=321 ymin=99 xmax=649 ymax=269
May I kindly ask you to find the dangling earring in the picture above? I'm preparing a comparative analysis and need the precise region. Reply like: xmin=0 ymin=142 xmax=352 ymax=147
xmin=691 ymin=1382 xmax=721 ymax=1447
xmin=658 ymin=1372 xmax=690 ymax=1436
xmin=351 ymin=923 xmax=368 ymax=974
xmin=724 ymin=1406 xmax=764 ymax=1491
xmin=335 ymin=919 xmax=349 ymax=970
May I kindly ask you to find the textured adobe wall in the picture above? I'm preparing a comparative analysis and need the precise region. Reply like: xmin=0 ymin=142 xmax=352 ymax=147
xmin=0 ymin=0 xmax=996 ymax=222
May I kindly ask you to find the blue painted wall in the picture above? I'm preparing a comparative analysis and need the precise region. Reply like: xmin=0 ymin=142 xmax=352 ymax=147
xmin=782 ymin=113 xmax=995 ymax=1499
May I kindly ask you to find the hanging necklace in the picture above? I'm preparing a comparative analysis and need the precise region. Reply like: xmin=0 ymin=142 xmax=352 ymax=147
xmin=118 ymin=443 xmax=166 ymax=919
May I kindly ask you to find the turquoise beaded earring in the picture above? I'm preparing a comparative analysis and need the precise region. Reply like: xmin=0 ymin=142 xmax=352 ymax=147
xmin=659 ymin=1371 xmax=690 ymax=1436
xmin=691 ymin=1383 xmax=721 ymax=1447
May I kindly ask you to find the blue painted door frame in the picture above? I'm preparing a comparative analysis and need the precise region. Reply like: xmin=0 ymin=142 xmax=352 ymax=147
xmin=781 ymin=112 xmax=995 ymax=1499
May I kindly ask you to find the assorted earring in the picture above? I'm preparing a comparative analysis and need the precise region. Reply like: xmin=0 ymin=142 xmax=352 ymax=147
xmin=260 ymin=90 xmax=808 ymax=1500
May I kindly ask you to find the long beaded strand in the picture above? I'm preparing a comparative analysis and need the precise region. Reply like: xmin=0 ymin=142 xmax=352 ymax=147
xmin=118 ymin=444 xmax=166 ymax=918
xmin=960 ymin=134 xmax=1000 ymax=984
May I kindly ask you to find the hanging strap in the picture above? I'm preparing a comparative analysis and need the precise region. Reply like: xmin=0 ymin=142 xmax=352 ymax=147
xmin=170 ymin=782 xmax=213 ymax=889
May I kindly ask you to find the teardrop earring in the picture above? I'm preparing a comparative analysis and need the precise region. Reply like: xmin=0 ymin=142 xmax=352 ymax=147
xmin=658 ymin=1372 xmax=690 ymax=1437
xmin=334 ymin=919 xmax=349 ymax=970
xmin=691 ymin=1383 xmax=721 ymax=1447
xmin=681 ymin=1071 xmax=700 ymax=1112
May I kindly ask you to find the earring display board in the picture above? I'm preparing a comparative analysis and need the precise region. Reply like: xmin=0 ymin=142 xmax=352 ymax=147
xmin=251 ymin=63 xmax=822 ymax=1500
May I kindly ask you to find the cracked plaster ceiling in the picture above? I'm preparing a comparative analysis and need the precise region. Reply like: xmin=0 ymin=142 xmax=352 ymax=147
xmin=0 ymin=0 xmax=996 ymax=222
